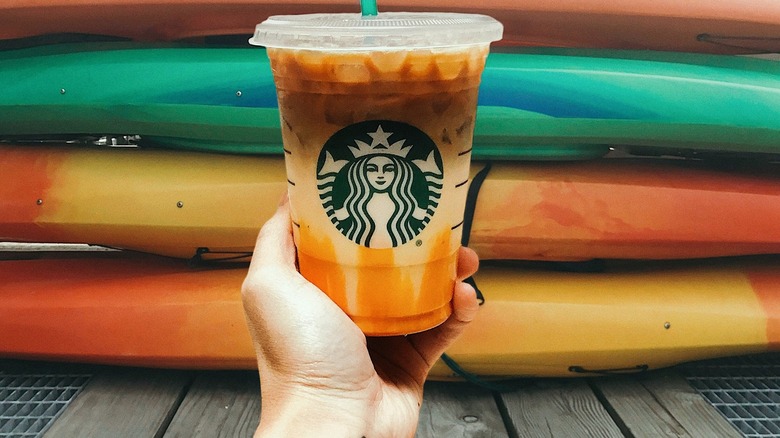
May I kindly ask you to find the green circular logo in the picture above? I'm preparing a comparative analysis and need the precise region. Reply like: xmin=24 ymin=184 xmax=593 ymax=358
xmin=317 ymin=120 xmax=443 ymax=248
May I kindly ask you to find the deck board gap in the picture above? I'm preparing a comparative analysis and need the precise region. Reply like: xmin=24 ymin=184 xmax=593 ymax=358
xmin=492 ymin=390 xmax=520 ymax=438
xmin=154 ymin=374 xmax=196 ymax=438
xmin=587 ymin=379 xmax=635 ymax=438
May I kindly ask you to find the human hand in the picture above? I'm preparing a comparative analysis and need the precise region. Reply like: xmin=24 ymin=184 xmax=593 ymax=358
xmin=242 ymin=198 xmax=479 ymax=438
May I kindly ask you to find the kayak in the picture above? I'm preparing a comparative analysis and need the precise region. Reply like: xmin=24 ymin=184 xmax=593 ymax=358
xmin=1 ymin=250 xmax=777 ymax=378
xmin=3 ymin=145 xmax=780 ymax=262
xmin=1 ymin=0 xmax=779 ymax=54
xmin=3 ymin=44 xmax=780 ymax=160
xmin=0 ymin=145 xmax=284 ymax=261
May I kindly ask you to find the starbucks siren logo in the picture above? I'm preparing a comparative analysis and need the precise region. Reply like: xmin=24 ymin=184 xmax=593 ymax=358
xmin=317 ymin=120 xmax=443 ymax=248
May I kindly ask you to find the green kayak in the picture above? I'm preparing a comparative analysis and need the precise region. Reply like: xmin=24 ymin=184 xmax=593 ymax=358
xmin=1 ymin=43 xmax=780 ymax=160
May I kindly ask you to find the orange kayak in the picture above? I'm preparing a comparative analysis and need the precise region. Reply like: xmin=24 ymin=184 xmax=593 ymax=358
xmin=1 ymin=0 xmax=779 ymax=54
xmin=1 ymin=250 xmax=777 ymax=377
xmin=2 ymin=145 xmax=780 ymax=262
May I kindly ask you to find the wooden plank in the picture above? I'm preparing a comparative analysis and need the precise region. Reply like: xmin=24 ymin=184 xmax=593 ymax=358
xmin=416 ymin=382 xmax=509 ymax=438
xmin=498 ymin=379 xmax=624 ymax=438
xmin=638 ymin=371 xmax=742 ymax=437
xmin=591 ymin=371 xmax=741 ymax=437
xmin=590 ymin=374 xmax=694 ymax=437
xmin=163 ymin=371 xmax=260 ymax=437
xmin=643 ymin=371 xmax=742 ymax=437
xmin=43 ymin=368 xmax=191 ymax=438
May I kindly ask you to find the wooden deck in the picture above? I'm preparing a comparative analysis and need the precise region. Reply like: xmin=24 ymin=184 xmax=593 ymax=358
xmin=1 ymin=358 xmax=745 ymax=437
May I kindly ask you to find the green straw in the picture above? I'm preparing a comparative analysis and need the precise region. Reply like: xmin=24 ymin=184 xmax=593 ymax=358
xmin=360 ymin=0 xmax=378 ymax=16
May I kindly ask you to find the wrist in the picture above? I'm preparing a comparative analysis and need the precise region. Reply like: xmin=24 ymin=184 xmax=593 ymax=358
xmin=256 ymin=383 xmax=375 ymax=437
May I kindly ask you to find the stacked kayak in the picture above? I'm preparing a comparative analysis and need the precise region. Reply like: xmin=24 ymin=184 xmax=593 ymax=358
xmin=2 ymin=0 xmax=780 ymax=54
xmin=2 ymin=44 xmax=780 ymax=160
xmin=1 ymin=251 xmax=778 ymax=378
xmin=1 ymin=146 xmax=779 ymax=262
xmin=1 ymin=2 xmax=780 ymax=377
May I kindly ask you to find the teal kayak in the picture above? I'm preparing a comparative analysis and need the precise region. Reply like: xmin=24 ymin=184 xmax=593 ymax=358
xmin=2 ymin=43 xmax=780 ymax=160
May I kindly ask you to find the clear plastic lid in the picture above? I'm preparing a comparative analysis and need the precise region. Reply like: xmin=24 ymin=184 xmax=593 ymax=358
xmin=249 ymin=12 xmax=503 ymax=50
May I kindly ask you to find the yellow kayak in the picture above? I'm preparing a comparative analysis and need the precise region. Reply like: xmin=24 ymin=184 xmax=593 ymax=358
xmin=2 ymin=145 xmax=780 ymax=262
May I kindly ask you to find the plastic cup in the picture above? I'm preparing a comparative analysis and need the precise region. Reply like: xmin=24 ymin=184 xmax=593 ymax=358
xmin=250 ymin=12 xmax=503 ymax=335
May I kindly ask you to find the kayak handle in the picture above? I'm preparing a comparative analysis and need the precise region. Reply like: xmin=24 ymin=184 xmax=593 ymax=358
xmin=568 ymin=364 xmax=650 ymax=375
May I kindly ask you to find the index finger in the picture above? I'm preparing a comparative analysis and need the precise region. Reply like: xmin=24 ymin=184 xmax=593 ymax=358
xmin=248 ymin=195 xmax=297 ymax=275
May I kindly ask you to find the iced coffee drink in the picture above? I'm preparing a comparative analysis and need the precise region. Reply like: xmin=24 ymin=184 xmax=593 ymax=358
xmin=250 ymin=13 xmax=502 ymax=335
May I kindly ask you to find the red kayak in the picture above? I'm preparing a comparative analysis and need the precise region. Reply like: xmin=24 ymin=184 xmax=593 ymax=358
xmin=1 ymin=0 xmax=779 ymax=54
